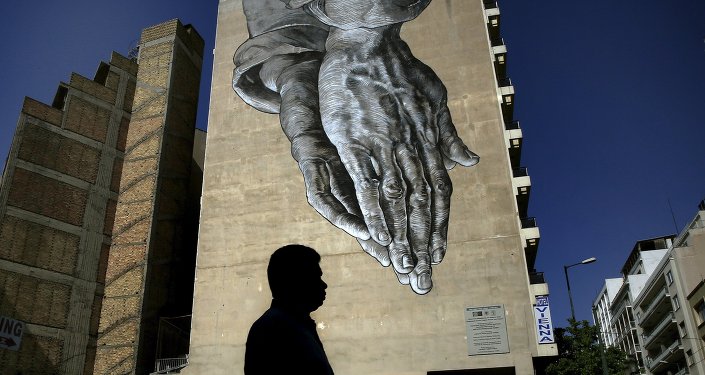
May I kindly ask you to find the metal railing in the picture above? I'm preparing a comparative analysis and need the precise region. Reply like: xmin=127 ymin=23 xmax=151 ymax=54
xmin=521 ymin=217 xmax=537 ymax=229
xmin=529 ymin=272 xmax=545 ymax=285
xmin=498 ymin=77 xmax=512 ymax=87
xmin=504 ymin=121 xmax=520 ymax=130
xmin=155 ymin=356 xmax=189 ymax=373
xmin=513 ymin=167 xmax=528 ymax=178
xmin=483 ymin=0 xmax=498 ymax=9
xmin=154 ymin=315 xmax=191 ymax=373
xmin=490 ymin=37 xmax=504 ymax=47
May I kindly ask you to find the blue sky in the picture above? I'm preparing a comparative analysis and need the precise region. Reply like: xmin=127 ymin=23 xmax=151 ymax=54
xmin=1 ymin=0 xmax=704 ymax=327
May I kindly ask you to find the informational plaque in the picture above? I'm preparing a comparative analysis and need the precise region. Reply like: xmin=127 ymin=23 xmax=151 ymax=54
xmin=464 ymin=305 xmax=509 ymax=356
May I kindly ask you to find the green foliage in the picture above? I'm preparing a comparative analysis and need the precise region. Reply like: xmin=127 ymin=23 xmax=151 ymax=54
xmin=546 ymin=319 xmax=629 ymax=375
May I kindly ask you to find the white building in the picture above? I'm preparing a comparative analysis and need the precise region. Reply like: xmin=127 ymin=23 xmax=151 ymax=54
xmin=594 ymin=202 xmax=705 ymax=375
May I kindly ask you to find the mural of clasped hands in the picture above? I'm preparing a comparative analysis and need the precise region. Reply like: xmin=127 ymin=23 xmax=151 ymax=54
xmin=233 ymin=0 xmax=479 ymax=294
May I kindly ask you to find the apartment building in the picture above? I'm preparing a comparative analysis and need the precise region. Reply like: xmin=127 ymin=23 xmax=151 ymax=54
xmin=594 ymin=202 xmax=705 ymax=375
xmin=632 ymin=205 xmax=705 ymax=375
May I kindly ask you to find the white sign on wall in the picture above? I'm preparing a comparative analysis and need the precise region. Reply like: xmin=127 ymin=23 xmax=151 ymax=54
xmin=0 ymin=316 xmax=24 ymax=351
xmin=534 ymin=295 xmax=555 ymax=344
xmin=464 ymin=305 xmax=510 ymax=356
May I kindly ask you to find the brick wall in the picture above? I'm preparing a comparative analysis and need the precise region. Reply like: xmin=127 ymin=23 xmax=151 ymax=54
xmin=0 ymin=215 xmax=79 ymax=274
xmin=18 ymin=122 xmax=101 ymax=183
xmin=64 ymin=96 xmax=112 ymax=142
xmin=21 ymin=97 xmax=63 ymax=126
xmin=94 ymin=19 xmax=203 ymax=375
xmin=7 ymin=168 xmax=88 ymax=226
xmin=0 ymin=50 xmax=138 ymax=374
xmin=0 ymin=334 xmax=64 ymax=374
xmin=0 ymin=271 xmax=71 ymax=328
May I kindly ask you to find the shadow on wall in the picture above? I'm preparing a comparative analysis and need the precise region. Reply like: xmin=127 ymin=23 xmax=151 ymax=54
xmin=0 ymin=289 xmax=63 ymax=375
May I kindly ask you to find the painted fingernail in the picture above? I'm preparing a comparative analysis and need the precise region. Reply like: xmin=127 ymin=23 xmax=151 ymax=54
xmin=418 ymin=272 xmax=432 ymax=290
xmin=465 ymin=149 xmax=480 ymax=165
xmin=402 ymin=255 xmax=414 ymax=269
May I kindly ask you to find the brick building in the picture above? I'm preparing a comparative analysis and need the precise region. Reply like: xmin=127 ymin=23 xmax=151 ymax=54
xmin=0 ymin=19 xmax=204 ymax=375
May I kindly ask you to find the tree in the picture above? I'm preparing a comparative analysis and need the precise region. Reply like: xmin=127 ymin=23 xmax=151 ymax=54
xmin=546 ymin=319 xmax=629 ymax=375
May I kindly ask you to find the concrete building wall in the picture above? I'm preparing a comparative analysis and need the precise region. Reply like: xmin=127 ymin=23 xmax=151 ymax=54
xmin=642 ymin=249 xmax=668 ymax=275
xmin=673 ymin=210 xmax=705 ymax=375
xmin=0 ymin=53 xmax=137 ymax=375
xmin=186 ymin=1 xmax=548 ymax=374
xmin=93 ymin=19 xmax=203 ymax=375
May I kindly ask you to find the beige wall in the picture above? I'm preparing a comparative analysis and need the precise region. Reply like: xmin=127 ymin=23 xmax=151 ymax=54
xmin=187 ymin=1 xmax=539 ymax=374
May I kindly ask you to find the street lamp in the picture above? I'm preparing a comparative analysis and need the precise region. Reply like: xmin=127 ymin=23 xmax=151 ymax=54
xmin=563 ymin=257 xmax=597 ymax=321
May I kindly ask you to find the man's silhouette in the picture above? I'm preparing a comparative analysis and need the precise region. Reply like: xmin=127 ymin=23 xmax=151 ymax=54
xmin=244 ymin=244 xmax=334 ymax=374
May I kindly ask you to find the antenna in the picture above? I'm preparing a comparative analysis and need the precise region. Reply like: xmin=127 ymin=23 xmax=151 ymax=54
xmin=668 ymin=199 xmax=679 ymax=234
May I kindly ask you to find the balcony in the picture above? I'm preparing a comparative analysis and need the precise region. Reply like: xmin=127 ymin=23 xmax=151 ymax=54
xmin=491 ymin=38 xmax=507 ymax=79
xmin=512 ymin=167 xmax=531 ymax=218
xmin=642 ymin=312 xmax=676 ymax=349
xmin=646 ymin=339 xmax=683 ymax=372
xmin=638 ymin=287 xmax=671 ymax=328
xmin=483 ymin=1 xmax=500 ymax=39
xmin=521 ymin=217 xmax=540 ymax=270
xmin=609 ymin=299 xmax=630 ymax=325
xmin=498 ymin=77 xmax=514 ymax=121
xmin=529 ymin=271 xmax=545 ymax=285
xmin=504 ymin=121 xmax=522 ymax=169
xmin=483 ymin=0 xmax=498 ymax=9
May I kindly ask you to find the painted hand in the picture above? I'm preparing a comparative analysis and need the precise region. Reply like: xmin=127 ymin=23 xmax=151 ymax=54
xmin=318 ymin=26 xmax=479 ymax=294
xmin=265 ymin=53 xmax=393 ymax=267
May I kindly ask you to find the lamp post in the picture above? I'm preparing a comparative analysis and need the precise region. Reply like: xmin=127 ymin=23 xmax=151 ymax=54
xmin=563 ymin=257 xmax=597 ymax=321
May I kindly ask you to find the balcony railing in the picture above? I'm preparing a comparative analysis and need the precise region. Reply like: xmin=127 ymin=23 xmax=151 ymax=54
xmin=638 ymin=287 xmax=669 ymax=325
xmin=642 ymin=312 xmax=675 ymax=347
xmin=483 ymin=0 xmax=498 ymax=10
xmin=154 ymin=356 xmax=189 ymax=373
xmin=521 ymin=217 xmax=537 ymax=229
xmin=646 ymin=339 xmax=681 ymax=370
xmin=529 ymin=272 xmax=545 ymax=285
xmin=513 ymin=167 xmax=528 ymax=178
xmin=498 ymin=77 xmax=512 ymax=87
xmin=609 ymin=300 xmax=629 ymax=324
xmin=505 ymin=121 xmax=520 ymax=130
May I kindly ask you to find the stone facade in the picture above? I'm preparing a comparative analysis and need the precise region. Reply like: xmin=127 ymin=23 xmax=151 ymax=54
xmin=185 ymin=1 xmax=554 ymax=374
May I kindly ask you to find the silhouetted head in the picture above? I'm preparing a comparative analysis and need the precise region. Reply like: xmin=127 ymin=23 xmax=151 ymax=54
xmin=267 ymin=244 xmax=327 ymax=312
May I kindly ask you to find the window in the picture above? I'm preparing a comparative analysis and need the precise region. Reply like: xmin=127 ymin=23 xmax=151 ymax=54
xmin=673 ymin=295 xmax=680 ymax=311
xmin=666 ymin=271 xmax=674 ymax=285
xmin=679 ymin=321 xmax=687 ymax=338
xmin=696 ymin=300 xmax=705 ymax=325
xmin=686 ymin=350 xmax=693 ymax=366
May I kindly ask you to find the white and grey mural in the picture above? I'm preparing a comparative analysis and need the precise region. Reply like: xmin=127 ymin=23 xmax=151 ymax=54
xmin=233 ymin=0 xmax=480 ymax=294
